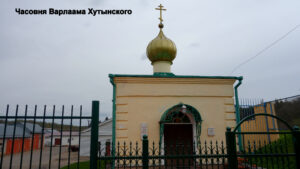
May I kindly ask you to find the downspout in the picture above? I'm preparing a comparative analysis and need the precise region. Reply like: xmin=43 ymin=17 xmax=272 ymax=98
xmin=234 ymin=76 xmax=243 ymax=151
xmin=109 ymin=74 xmax=116 ymax=169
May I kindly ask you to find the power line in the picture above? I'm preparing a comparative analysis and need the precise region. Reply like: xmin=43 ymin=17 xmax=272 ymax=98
xmin=230 ymin=24 xmax=300 ymax=75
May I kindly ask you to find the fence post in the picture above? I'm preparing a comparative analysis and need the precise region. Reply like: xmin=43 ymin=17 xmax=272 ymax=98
xmin=226 ymin=127 xmax=238 ymax=169
xmin=293 ymin=126 xmax=300 ymax=169
xmin=142 ymin=135 xmax=149 ymax=169
xmin=90 ymin=101 xmax=99 ymax=169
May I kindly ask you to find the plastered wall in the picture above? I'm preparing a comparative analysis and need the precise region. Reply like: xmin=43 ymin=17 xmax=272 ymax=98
xmin=113 ymin=77 xmax=237 ymax=143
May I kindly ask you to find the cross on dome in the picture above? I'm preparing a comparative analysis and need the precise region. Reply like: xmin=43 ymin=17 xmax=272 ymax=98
xmin=155 ymin=4 xmax=166 ymax=23
xmin=146 ymin=4 xmax=177 ymax=74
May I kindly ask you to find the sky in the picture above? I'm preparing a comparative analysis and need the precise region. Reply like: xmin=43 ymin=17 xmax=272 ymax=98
xmin=0 ymin=0 xmax=299 ymax=119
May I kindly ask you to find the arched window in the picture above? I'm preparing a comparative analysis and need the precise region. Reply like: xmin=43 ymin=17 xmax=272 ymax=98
xmin=165 ymin=111 xmax=191 ymax=123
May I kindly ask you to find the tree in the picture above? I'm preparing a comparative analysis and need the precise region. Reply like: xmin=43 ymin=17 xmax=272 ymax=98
xmin=275 ymin=98 xmax=300 ymax=129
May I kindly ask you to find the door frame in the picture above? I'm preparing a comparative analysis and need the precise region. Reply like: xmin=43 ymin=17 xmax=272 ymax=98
xmin=159 ymin=103 xmax=202 ymax=152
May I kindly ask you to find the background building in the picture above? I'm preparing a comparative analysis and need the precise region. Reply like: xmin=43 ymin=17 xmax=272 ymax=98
xmin=0 ymin=122 xmax=43 ymax=155
xmin=80 ymin=119 xmax=112 ymax=156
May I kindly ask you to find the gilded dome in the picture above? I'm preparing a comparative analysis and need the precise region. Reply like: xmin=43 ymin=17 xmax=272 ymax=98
xmin=146 ymin=28 xmax=177 ymax=64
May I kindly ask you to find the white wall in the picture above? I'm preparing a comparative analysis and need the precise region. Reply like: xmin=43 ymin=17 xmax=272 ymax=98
xmin=61 ymin=136 xmax=79 ymax=146
xmin=44 ymin=135 xmax=79 ymax=146
xmin=80 ymin=120 xmax=112 ymax=156
xmin=80 ymin=135 xmax=111 ymax=156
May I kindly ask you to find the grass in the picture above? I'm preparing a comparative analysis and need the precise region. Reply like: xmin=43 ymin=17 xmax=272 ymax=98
xmin=61 ymin=133 xmax=297 ymax=169
xmin=248 ymin=133 xmax=296 ymax=169
xmin=61 ymin=160 xmax=111 ymax=169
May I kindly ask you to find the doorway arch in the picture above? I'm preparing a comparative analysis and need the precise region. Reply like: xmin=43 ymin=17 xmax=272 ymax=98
xmin=159 ymin=103 xmax=202 ymax=148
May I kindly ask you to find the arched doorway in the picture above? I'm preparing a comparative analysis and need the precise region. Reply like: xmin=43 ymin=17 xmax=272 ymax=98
xmin=164 ymin=111 xmax=193 ymax=152
xmin=159 ymin=103 xmax=202 ymax=152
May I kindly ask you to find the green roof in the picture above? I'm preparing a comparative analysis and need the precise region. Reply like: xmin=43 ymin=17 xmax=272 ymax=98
xmin=109 ymin=73 xmax=243 ymax=80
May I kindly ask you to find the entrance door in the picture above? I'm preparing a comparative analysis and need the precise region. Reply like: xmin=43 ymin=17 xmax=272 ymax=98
xmin=164 ymin=124 xmax=193 ymax=168
xmin=55 ymin=138 xmax=61 ymax=145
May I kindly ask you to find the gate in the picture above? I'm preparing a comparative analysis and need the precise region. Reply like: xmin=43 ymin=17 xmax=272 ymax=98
xmin=226 ymin=113 xmax=300 ymax=169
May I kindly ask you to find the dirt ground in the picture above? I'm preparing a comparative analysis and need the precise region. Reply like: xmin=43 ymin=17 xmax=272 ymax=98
xmin=0 ymin=146 xmax=89 ymax=169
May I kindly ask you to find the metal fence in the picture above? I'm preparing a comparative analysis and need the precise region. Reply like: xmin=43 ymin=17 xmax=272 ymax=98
xmin=97 ymin=126 xmax=300 ymax=169
xmin=238 ymin=99 xmax=281 ymax=150
xmin=0 ymin=103 xmax=92 ymax=169
xmin=1 ymin=101 xmax=300 ymax=169
xmin=98 ymin=137 xmax=228 ymax=169
xmin=229 ymin=113 xmax=300 ymax=169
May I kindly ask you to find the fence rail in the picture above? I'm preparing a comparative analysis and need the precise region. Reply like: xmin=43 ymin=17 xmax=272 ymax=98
xmin=1 ymin=101 xmax=299 ymax=169
xmin=99 ymin=136 xmax=228 ymax=169
xmin=230 ymin=113 xmax=300 ymax=169
xmin=0 ymin=104 xmax=92 ymax=169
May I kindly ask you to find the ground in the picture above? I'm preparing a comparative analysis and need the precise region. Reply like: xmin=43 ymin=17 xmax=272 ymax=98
xmin=1 ymin=146 xmax=89 ymax=169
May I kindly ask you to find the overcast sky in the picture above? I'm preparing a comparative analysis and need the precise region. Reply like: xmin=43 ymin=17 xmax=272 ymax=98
xmin=0 ymin=0 xmax=299 ymax=119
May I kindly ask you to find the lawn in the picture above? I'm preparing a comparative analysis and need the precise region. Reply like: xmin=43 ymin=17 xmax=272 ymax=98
xmin=61 ymin=160 xmax=111 ymax=169
xmin=61 ymin=133 xmax=297 ymax=169
xmin=248 ymin=133 xmax=296 ymax=169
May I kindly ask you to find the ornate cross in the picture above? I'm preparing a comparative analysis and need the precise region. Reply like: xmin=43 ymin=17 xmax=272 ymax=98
xmin=155 ymin=4 xmax=166 ymax=23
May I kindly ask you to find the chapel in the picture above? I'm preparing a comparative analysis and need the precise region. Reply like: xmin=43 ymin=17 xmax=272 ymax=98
xmin=109 ymin=4 xmax=242 ymax=149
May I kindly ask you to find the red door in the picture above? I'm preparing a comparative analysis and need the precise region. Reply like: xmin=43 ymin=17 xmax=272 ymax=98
xmin=164 ymin=124 xmax=193 ymax=167
xmin=55 ymin=138 xmax=61 ymax=145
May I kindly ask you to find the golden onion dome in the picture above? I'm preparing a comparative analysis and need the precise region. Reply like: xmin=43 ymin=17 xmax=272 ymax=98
xmin=146 ymin=24 xmax=177 ymax=64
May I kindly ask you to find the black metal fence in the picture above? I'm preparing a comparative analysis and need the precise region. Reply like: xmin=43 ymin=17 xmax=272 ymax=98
xmin=228 ymin=113 xmax=300 ymax=169
xmin=96 ymin=132 xmax=299 ymax=169
xmin=1 ymin=101 xmax=300 ymax=169
xmin=0 ymin=104 xmax=92 ymax=169
xmin=98 ymin=137 xmax=228 ymax=169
